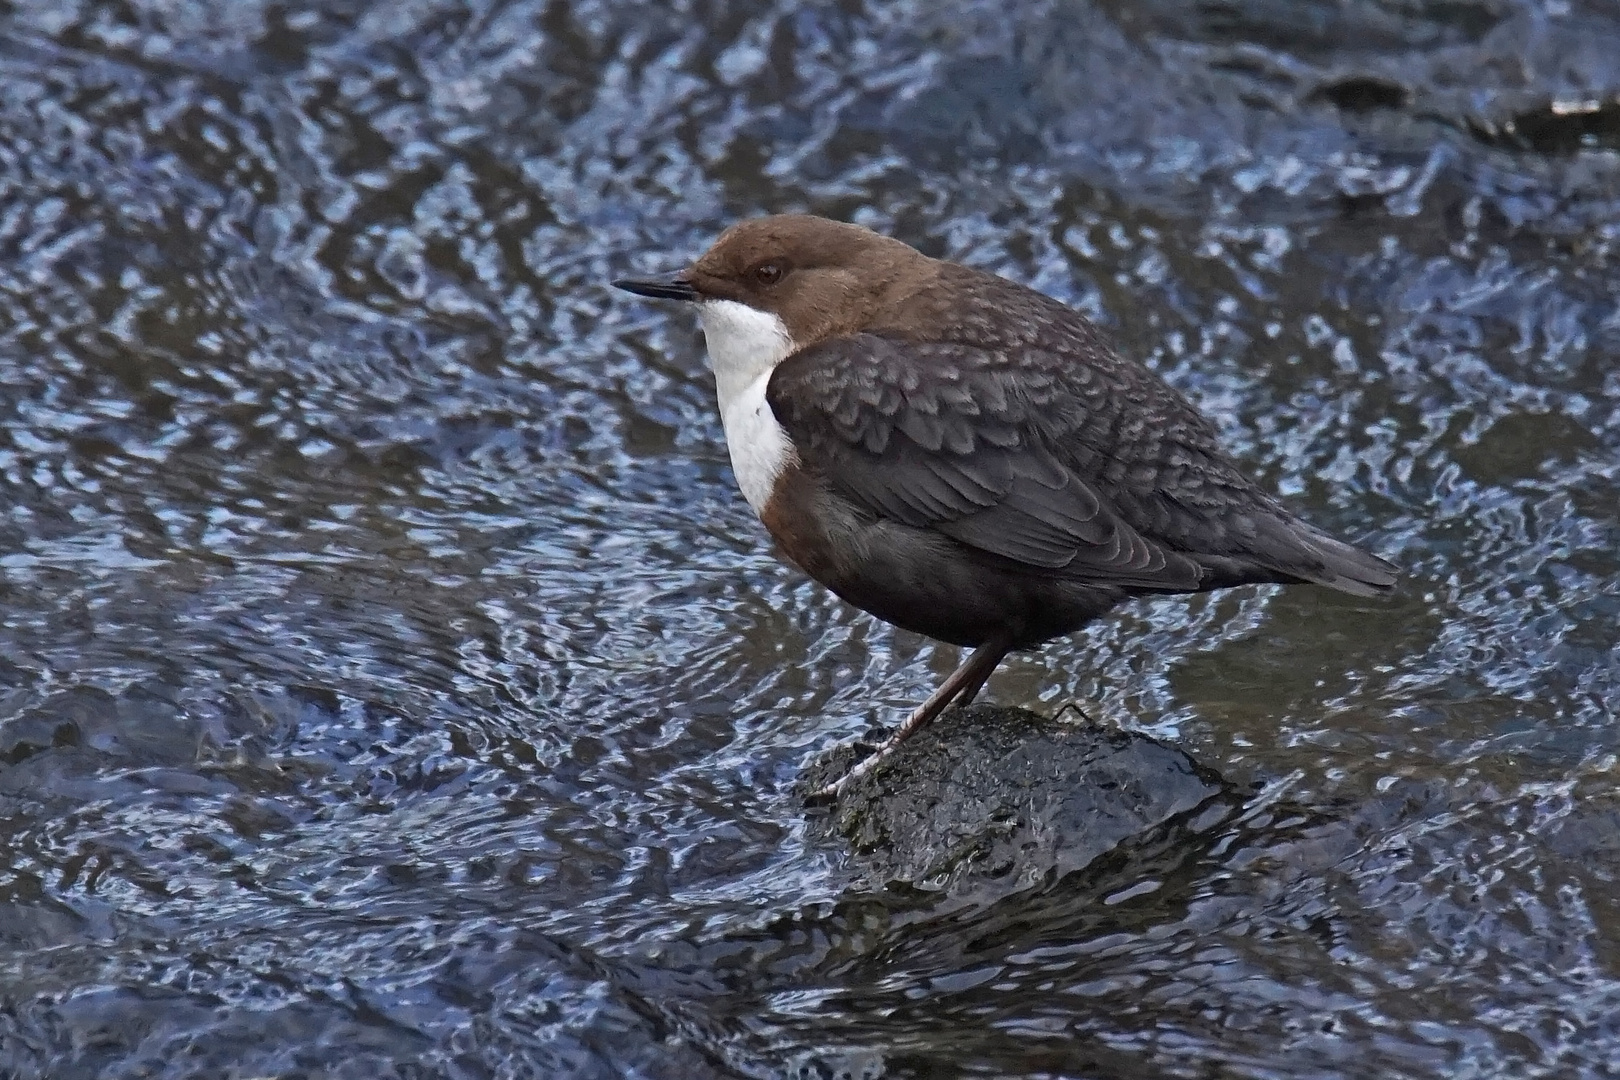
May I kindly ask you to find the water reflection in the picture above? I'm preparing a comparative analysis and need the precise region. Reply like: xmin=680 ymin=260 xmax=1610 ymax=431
xmin=1 ymin=0 xmax=1617 ymax=1076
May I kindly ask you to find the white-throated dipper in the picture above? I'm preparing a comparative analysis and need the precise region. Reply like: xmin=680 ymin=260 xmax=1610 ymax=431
xmin=615 ymin=215 xmax=1397 ymax=798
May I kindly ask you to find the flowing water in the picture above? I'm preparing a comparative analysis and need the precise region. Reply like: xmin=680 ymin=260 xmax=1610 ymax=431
xmin=1 ymin=1 xmax=1618 ymax=1077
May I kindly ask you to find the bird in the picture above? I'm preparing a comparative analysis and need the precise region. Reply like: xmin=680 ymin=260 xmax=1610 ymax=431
xmin=614 ymin=214 xmax=1396 ymax=798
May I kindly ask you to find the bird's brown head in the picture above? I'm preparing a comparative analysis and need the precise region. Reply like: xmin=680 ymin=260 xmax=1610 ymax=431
xmin=615 ymin=214 xmax=935 ymax=346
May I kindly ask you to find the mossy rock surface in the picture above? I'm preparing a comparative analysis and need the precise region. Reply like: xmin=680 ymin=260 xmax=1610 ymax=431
xmin=803 ymin=705 xmax=1226 ymax=897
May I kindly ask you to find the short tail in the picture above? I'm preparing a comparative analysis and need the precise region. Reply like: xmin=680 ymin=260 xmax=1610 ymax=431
xmin=1288 ymin=521 xmax=1398 ymax=597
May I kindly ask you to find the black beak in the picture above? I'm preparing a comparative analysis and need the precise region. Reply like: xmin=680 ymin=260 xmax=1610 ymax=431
xmin=613 ymin=271 xmax=699 ymax=302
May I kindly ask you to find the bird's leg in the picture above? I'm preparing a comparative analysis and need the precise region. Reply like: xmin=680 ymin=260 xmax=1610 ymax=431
xmin=812 ymin=634 xmax=1014 ymax=801
xmin=944 ymin=645 xmax=1002 ymax=712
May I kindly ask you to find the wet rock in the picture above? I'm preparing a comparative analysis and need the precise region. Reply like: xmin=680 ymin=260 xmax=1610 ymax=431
xmin=803 ymin=705 xmax=1226 ymax=898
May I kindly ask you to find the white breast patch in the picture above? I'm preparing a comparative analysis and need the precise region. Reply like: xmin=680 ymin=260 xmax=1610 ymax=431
xmin=699 ymin=299 xmax=798 ymax=516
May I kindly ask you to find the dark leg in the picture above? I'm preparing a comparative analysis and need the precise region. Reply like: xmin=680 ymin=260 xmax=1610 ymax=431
xmin=945 ymin=645 xmax=1002 ymax=711
xmin=813 ymin=633 xmax=1015 ymax=800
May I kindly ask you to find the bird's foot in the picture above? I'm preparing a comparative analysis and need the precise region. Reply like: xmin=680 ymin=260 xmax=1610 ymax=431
xmin=805 ymin=736 xmax=898 ymax=804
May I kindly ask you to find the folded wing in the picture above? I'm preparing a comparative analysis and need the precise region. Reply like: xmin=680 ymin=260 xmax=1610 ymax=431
xmin=766 ymin=332 xmax=1396 ymax=597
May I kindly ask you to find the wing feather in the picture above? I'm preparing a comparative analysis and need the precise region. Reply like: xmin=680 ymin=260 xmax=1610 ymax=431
xmin=765 ymin=292 xmax=1395 ymax=599
xmin=766 ymin=334 xmax=1203 ymax=588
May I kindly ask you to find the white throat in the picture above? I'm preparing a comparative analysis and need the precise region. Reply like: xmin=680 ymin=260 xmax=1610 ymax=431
xmin=698 ymin=299 xmax=797 ymax=517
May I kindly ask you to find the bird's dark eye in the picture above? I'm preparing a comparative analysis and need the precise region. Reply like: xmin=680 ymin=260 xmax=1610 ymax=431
xmin=752 ymin=261 xmax=784 ymax=286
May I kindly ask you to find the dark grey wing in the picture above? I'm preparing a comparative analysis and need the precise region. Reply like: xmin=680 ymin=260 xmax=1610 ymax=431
xmin=767 ymin=328 xmax=1397 ymax=596
xmin=765 ymin=333 xmax=1206 ymax=590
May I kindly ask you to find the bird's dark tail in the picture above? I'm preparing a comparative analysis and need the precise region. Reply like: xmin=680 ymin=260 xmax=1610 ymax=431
xmin=1288 ymin=521 xmax=1398 ymax=597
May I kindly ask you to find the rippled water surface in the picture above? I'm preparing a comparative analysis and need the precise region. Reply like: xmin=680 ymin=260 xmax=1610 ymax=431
xmin=1 ymin=1 xmax=1618 ymax=1077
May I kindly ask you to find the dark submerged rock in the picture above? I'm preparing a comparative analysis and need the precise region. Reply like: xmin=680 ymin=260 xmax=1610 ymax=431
xmin=803 ymin=705 xmax=1226 ymax=898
